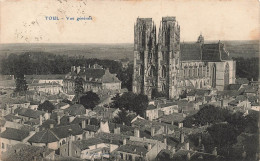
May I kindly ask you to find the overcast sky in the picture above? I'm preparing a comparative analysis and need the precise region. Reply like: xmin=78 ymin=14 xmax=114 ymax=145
xmin=0 ymin=0 xmax=259 ymax=43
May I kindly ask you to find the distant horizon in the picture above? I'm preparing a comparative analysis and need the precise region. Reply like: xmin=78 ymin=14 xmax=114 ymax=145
xmin=0 ymin=39 xmax=259 ymax=45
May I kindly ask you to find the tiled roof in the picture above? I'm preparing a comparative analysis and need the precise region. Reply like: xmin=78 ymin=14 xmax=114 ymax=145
xmin=96 ymin=132 xmax=129 ymax=145
xmin=82 ymin=68 xmax=105 ymax=79
xmin=0 ymin=128 xmax=29 ymax=141
xmin=39 ymin=119 xmax=57 ymax=129
xmin=201 ymin=43 xmax=221 ymax=61
xmin=4 ymin=114 xmax=22 ymax=122
xmin=55 ymin=102 xmax=69 ymax=109
xmin=29 ymin=124 xmax=83 ymax=143
xmin=225 ymin=84 xmax=242 ymax=91
xmin=64 ymin=104 xmax=86 ymax=116
xmin=28 ymin=129 xmax=60 ymax=143
xmin=14 ymin=108 xmax=45 ymax=119
xmin=159 ymin=113 xmax=185 ymax=123
xmin=84 ymin=125 xmax=99 ymax=132
xmin=51 ymin=124 xmax=83 ymax=139
xmin=180 ymin=43 xmax=202 ymax=61
xmin=236 ymin=78 xmax=249 ymax=85
xmin=1 ymin=143 xmax=54 ymax=161
xmin=73 ymin=138 xmax=104 ymax=150
xmin=101 ymin=70 xmax=121 ymax=83
xmin=116 ymin=144 xmax=148 ymax=155
xmin=25 ymin=74 xmax=65 ymax=80
xmin=108 ymin=123 xmax=135 ymax=135
xmin=147 ymin=104 xmax=157 ymax=110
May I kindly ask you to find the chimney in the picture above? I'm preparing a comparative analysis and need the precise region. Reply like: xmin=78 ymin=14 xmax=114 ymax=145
xmin=198 ymin=136 xmax=202 ymax=146
xmin=11 ymin=107 xmax=15 ymax=114
xmin=76 ymin=66 xmax=81 ymax=74
xmin=151 ymin=127 xmax=155 ymax=136
xmin=71 ymin=66 xmax=76 ymax=72
xmin=114 ymin=127 xmax=121 ymax=134
xmin=35 ymin=127 xmax=39 ymax=132
xmin=123 ymin=138 xmax=127 ymax=145
xmin=212 ymin=147 xmax=217 ymax=156
xmin=165 ymin=125 xmax=168 ymax=134
xmin=50 ymin=124 xmax=54 ymax=129
xmin=201 ymin=144 xmax=205 ymax=152
xmin=87 ymin=118 xmax=91 ymax=125
xmin=171 ymin=147 xmax=176 ymax=154
xmin=134 ymin=128 xmax=140 ymax=137
xmin=187 ymin=152 xmax=191 ymax=160
xmin=57 ymin=116 xmax=61 ymax=125
xmin=159 ymin=119 xmax=161 ymax=123
xmin=167 ymin=145 xmax=171 ymax=150
xmin=81 ymin=120 xmax=86 ymax=129
xmin=178 ymin=122 xmax=183 ymax=128
xmin=164 ymin=138 xmax=167 ymax=145
xmin=40 ymin=115 xmax=43 ymax=125
xmin=185 ymin=142 xmax=190 ymax=150
xmin=69 ymin=116 xmax=74 ymax=123
xmin=148 ymin=144 xmax=152 ymax=151
xmin=171 ymin=121 xmax=174 ymax=125
xmin=180 ymin=132 xmax=184 ymax=143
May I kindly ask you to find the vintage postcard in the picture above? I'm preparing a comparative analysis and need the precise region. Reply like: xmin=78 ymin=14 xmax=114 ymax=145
xmin=0 ymin=0 xmax=259 ymax=161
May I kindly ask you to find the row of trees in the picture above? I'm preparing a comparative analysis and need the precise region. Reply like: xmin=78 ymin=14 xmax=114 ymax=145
xmin=233 ymin=57 xmax=259 ymax=81
xmin=1 ymin=52 xmax=133 ymax=91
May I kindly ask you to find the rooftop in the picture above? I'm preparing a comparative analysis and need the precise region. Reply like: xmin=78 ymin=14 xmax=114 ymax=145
xmin=0 ymin=128 xmax=29 ymax=141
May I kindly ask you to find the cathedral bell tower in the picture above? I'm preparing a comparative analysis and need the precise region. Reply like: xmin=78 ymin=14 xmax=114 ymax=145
xmin=157 ymin=17 xmax=180 ymax=99
xmin=132 ymin=18 xmax=157 ymax=98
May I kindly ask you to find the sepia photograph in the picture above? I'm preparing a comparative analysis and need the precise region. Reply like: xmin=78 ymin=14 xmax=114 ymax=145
xmin=0 ymin=0 xmax=259 ymax=160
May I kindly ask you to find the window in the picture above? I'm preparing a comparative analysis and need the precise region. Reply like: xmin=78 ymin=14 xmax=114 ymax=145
xmin=2 ymin=143 xmax=4 ymax=149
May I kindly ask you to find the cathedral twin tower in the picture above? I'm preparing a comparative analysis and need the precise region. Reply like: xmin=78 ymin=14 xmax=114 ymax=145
xmin=132 ymin=16 xmax=236 ymax=99
xmin=132 ymin=17 xmax=181 ymax=99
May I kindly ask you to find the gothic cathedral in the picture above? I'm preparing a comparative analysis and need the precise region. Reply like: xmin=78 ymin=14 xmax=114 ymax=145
xmin=132 ymin=17 xmax=236 ymax=99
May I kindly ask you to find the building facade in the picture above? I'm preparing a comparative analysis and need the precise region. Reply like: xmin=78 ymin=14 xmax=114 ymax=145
xmin=132 ymin=17 xmax=236 ymax=99
xmin=63 ymin=64 xmax=121 ymax=94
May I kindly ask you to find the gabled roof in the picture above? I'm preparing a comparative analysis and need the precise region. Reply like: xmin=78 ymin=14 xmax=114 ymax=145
xmin=28 ymin=129 xmax=59 ymax=143
xmin=51 ymin=124 xmax=83 ymax=139
xmin=116 ymin=144 xmax=148 ymax=155
xmin=64 ymin=104 xmax=86 ymax=116
xmin=29 ymin=124 xmax=83 ymax=143
xmin=73 ymin=138 xmax=104 ymax=150
xmin=180 ymin=43 xmax=202 ymax=61
xmin=0 ymin=128 xmax=29 ymax=141
xmin=14 ymin=108 xmax=45 ymax=119
xmin=25 ymin=74 xmax=65 ymax=80
xmin=108 ymin=123 xmax=135 ymax=135
xmin=55 ymin=102 xmax=69 ymax=109
xmin=1 ymin=143 xmax=54 ymax=161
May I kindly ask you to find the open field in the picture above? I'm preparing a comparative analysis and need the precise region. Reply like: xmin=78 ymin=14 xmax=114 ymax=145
xmin=0 ymin=40 xmax=259 ymax=60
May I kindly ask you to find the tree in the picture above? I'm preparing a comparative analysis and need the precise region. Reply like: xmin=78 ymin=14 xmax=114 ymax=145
xmin=113 ymin=108 xmax=132 ymax=126
xmin=111 ymin=92 xmax=148 ymax=117
xmin=74 ymin=76 xmax=84 ymax=103
xmin=14 ymin=74 xmax=28 ymax=95
xmin=79 ymin=91 xmax=100 ymax=110
xmin=117 ymin=64 xmax=133 ymax=91
xmin=183 ymin=105 xmax=230 ymax=127
xmin=151 ymin=88 xmax=166 ymax=99
xmin=133 ymin=94 xmax=148 ymax=117
xmin=38 ymin=100 xmax=55 ymax=113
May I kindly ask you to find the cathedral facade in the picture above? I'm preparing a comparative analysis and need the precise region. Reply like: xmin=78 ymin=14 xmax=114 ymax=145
xmin=132 ymin=17 xmax=236 ymax=99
